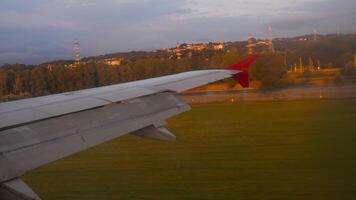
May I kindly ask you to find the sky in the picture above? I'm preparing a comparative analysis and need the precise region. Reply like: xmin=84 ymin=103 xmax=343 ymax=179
xmin=0 ymin=0 xmax=355 ymax=64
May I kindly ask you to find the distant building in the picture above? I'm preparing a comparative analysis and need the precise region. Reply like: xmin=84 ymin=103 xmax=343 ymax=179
xmin=194 ymin=43 xmax=208 ymax=51
xmin=212 ymin=43 xmax=224 ymax=50
xmin=180 ymin=43 xmax=207 ymax=51
xmin=174 ymin=48 xmax=182 ymax=59
xmin=158 ymin=42 xmax=224 ymax=59
xmin=65 ymin=63 xmax=78 ymax=69
xmin=103 ymin=58 xmax=124 ymax=66
xmin=47 ymin=64 xmax=54 ymax=72
xmin=245 ymin=37 xmax=272 ymax=54
xmin=158 ymin=48 xmax=171 ymax=53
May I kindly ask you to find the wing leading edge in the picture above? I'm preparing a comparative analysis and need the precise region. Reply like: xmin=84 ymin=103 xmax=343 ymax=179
xmin=0 ymin=55 xmax=257 ymax=200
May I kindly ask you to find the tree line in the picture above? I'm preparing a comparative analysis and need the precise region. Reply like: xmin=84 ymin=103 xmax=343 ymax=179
xmin=0 ymin=50 xmax=287 ymax=101
xmin=1 ymin=33 xmax=355 ymax=101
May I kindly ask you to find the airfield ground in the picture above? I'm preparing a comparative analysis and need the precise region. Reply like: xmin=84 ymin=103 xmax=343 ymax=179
xmin=23 ymin=99 xmax=356 ymax=200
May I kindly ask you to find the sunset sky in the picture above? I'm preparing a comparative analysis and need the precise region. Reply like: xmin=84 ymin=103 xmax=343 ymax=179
xmin=0 ymin=0 xmax=355 ymax=64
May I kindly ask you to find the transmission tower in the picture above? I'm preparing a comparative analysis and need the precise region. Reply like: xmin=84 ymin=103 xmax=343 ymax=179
xmin=313 ymin=29 xmax=317 ymax=41
xmin=73 ymin=40 xmax=81 ymax=66
xmin=268 ymin=25 xmax=275 ymax=53
xmin=247 ymin=33 xmax=254 ymax=55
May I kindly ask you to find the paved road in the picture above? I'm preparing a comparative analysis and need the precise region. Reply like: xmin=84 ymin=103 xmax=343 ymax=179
xmin=180 ymin=85 xmax=356 ymax=103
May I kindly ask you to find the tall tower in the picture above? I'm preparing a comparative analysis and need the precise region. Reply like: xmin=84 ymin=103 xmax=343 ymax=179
xmin=299 ymin=56 xmax=303 ymax=72
xmin=73 ymin=40 xmax=81 ymax=66
xmin=268 ymin=25 xmax=275 ymax=53
xmin=175 ymin=43 xmax=181 ymax=59
xmin=247 ymin=33 xmax=254 ymax=55
xmin=313 ymin=29 xmax=317 ymax=41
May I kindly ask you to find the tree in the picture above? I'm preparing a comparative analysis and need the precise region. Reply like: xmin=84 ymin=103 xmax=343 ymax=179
xmin=0 ymin=70 xmax=7 ymax=96
xmin=250 ymin=53 xmax=287 ymax=87
xmin=30 ymin=67 xmax=48 ymax=96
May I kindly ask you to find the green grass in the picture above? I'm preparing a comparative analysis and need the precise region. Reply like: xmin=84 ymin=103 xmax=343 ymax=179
xmin=23 ymin=99 xmax=356 ymax=200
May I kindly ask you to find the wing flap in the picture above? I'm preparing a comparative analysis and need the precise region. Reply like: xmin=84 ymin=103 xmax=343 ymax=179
xmin=36 ymin=97 xmax=108 ymax=116
xmin=0 ymin=178 xmax=41 ymax=200
xmin=131 ymin=126 xmax=176 ymax=142
xmin=0 ymin=110 xmax=51 ymax=131
xmin=96 ymin=87 xmax=155 ymax=102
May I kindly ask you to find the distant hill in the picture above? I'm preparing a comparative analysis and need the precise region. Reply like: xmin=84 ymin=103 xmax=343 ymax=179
xmin=1 ymin=33 xmax=354 ymax=68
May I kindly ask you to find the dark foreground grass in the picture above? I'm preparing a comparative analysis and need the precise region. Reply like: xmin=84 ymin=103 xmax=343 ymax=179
xmin=23 ymin=99 xmax=356 ymax=200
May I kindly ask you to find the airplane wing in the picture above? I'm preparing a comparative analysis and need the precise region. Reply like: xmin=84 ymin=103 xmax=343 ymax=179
xmin=0 ymin=55 xmax=257 ymax=200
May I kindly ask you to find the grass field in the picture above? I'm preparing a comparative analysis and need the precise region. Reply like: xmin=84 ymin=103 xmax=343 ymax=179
xmin=23 ymin=99 xmax=356 ymax=200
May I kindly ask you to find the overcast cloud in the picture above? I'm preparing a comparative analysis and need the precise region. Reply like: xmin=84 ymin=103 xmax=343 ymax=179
xmin=0 ymin=0 xmax=355 ymax=64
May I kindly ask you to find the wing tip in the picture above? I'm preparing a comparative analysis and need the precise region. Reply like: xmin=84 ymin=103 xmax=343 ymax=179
xmin=226 ymin=54 xmax=258 ymax=88
xmin=226 ymin=54 xmax=258 ymax=71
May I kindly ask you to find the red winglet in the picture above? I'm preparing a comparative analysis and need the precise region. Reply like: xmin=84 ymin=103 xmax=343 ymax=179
xmin=226 ymin=54 xmax=258 ymax=88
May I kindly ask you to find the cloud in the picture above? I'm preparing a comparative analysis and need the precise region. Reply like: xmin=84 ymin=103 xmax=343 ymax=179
xmin=0 ymin=0 xmax=355 ymax=64
xmin=0 ymin=0 xmax=192 ymax=64
xmin=270 ymin=0 xmax=356 ymax=36
xmin=0 ymin=51 xmax=41 ymax=64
